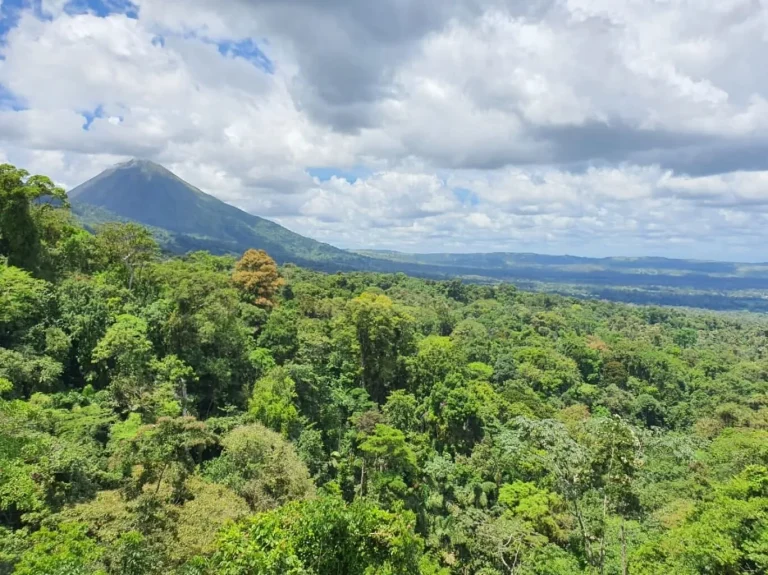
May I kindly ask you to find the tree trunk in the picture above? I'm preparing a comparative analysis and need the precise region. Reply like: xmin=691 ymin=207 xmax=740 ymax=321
xmin=571 ymin=496 xmax=593 ymax=563
xmin=180 ymin=379 xmax=188 ymax=417
xmin=359 ymin=458 xmax=366 ymax=496
xmin=621 ymin=519 xmax=628 ymax=575
xmin=599 ymin=493 xmax=608 ymax=575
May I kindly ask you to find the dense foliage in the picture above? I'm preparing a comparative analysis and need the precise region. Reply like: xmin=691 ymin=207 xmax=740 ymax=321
xmin=3 ymin=163 xmax=768 ymax=574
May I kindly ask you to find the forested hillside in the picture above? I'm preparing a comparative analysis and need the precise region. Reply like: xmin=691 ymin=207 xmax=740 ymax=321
xmin=3 ymin=162 xmax=768 ymax=574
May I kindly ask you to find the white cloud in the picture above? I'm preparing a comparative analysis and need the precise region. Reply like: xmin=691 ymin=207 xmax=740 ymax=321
xmin=261 ymin=164 xmax=768 ymax=261
xmin=2 ymin=1 xmax=768 ymax=260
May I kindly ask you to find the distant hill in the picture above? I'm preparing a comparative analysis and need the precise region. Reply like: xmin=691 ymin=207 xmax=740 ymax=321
xmin=69 ymin=159 xmax=379 ymax=271
xmin=354 ymin=249 xmax=768 ymax=279
xmin=354 ymin=249 xmax=768 ymax=311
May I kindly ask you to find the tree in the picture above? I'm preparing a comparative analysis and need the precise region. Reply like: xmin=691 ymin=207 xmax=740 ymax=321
xmin=498 ymin=481 xmax=565 ymax=539
xmin=0 ymin=348 xmax=63 ymax=399
xmin=0 ymin=265 xmax=49 ymax=347
xmin=518 ymin=416 xmax=643 ymax=574
xmin=384 ymin=390 xmax=421 ymax=433
xmin=13 ymin=522 xmax=104 ymax=575
xmin=211 ymin=495 xmax=434 ymax=575
xmin=172 ymin=479 xmax=250 ymax=563
xmin=95 ymin=222 xmax=158 ymax=290
xmin=51 ymin=479 xmax=249 ymax=572
xmin=54 ymin=275 xmax=115 ymax=384
xmin=339 ymin=292 xmax=414 ymax=403
xmin=248 ymin=367 xmax=300 ymax=436
xmin=150 ymin=355 xmax=196 ymax=418
xmin=106 ymin=531 xmax=160 ymax=575
xmin=1 ymin=386 xmax=103 ymax=531
xmin=93 ymin=315 xmax=153 ymax=377
xmin=231 ymin=249 xmax=284 ymax=307
xmin=451 ymin=319 xmax=491 ymax=363
xmin=513 ymin=346 xmax=582 ymax=395
xmin=358 ymin=424 xmax=418 ymax=504
xmin=492 ymin=352 xmax=518 ymax=384
xmin=257 ymin=306 xmax=298 ymax=364
xmin=427 ymin=374 xmax=488 ymax=453
xmin=631 ymin=465 xmax=768 ymax=575
xmin=559 ymin=334 xmax=603 ymax=384
xmin=673 ymin=328 xmax=698 ymax=349
xmin=408 ymin=335 xmax=464 ymax=394
xmin=150 ymin=257 xmax=256 ymax=415
xmin=204 ymin=424 xmax=314 ymax=511
xmin=120 ymin=416 xmax=214 ymax=502
xmin=92 ymin=314 xmax=155 ymax=411
xmin=475 ymin=515 xmax=548 ymax=574
xmin=0 ymin=163 xmax=68 ymax=275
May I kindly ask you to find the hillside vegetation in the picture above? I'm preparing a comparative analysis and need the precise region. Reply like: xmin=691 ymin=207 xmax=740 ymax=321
xmin=3 ymin=162 xmax=768 ymax=574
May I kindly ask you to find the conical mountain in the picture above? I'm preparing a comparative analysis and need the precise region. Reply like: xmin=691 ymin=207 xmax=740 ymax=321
xmin=68 ymin=159 xmax=374 ymax=269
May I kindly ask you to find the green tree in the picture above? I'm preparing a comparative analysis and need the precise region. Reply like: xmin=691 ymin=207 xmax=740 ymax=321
xmin=0 ymin=164 xmax=68 ymax=275
xmin=149 ymin=355 xmax=196 ymax=418
xmin=106 ymin=531 xmax=160 ymax=575
xmin=384 ymin=390 xmax=421 ymax=433
xmin=249 ymin=367 xmax=300 ymax=436
xmin=13 ymin=522 xmax=104 ymax=575
xmin=359 ymin=424 xmax=418 ymax=504
xmin=673 ymin=327 xmax=698 ymax=349
xmin=451 ymin=319 xmax=491 ymax=364
xmin=257 ymin=306 xmax=299 ymax=364
xmin=211 ymin=495 xmax=433 ymax=575
xmin=120 ymin=416 xmax=214 ymax=502
xmin=204 ymin=424 xmax=314 ymax=511
xmin=96 ymin=222 xmax=159 ymax=290
xmin=92 ymin=314 xmax=155 ymax=411
xmin=150 ymin=258 xmax=255 ymax=414
xmin=632 ymin=465 xmax=768 ymax=575
xmin=498 ymin=481 xmax=565 ymax=539
xmin=340 ymin=292 xmax=414 ymax=403
xmin=514 ymin=346 xmax=582 ymax=395
xmin=407 ymin=335 xmax=464 ymax=394
xmin=0 ymin=265 xmax=49 ymax=347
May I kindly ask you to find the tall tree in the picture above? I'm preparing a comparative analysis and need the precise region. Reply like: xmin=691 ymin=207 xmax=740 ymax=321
xmin=0 ymin=164 xmax=68 ymax=275
xmin=92 ymin=314 xmax=155 ymax=411
xmin=0 ymin=265 xmax=49 ymax=348
xmin=249 ymin=367 xmax=300 ymax=437
xmin=339 ymin=292 xmax=414 ymax=403
xmin=95 ymin=223 xmax=159 ymax=290
xmin=231 ymin=249 xmax=284 ymax=307
xmin=120 ymin=416 xmax=214 ymax=502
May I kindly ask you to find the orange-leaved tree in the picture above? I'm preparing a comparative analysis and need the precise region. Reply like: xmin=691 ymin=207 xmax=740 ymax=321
xmin=231 ymin=249 xmax=284 ymax=307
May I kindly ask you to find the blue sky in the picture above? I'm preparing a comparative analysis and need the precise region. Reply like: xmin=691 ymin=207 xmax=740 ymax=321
xmin=2 ymin=0 xmax=768 ymax=260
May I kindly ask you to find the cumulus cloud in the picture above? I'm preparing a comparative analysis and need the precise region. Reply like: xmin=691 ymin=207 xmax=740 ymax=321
xmin=1 ymin=0 xmax=768 ymax=260
xmin=271 ymin=165 xmax=768 ymax=261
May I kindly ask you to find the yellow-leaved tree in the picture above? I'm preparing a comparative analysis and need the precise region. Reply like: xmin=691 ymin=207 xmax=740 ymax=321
xmin=231 ymin=249 xmax=284 ymax=307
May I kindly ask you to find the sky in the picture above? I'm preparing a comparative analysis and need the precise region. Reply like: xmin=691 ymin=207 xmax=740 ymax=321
xmin=2 ymin=0 xmax=768 ymax=260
